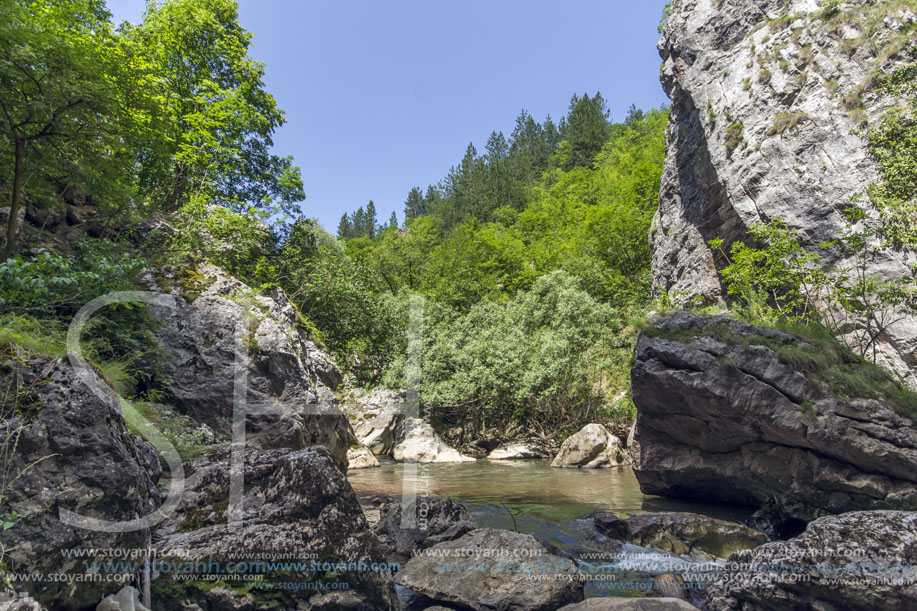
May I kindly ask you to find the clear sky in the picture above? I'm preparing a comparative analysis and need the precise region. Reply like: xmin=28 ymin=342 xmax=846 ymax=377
xmin=107 ymin=0 xmax=670 ymax=232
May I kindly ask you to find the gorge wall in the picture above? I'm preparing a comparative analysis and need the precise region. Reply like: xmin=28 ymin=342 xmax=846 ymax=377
xmin=653 ymin=0 xmax=917 ymax=385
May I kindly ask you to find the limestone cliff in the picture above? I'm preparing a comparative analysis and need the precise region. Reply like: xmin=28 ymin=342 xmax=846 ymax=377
xmin=654 ymin=0 xmax=917 ymax=384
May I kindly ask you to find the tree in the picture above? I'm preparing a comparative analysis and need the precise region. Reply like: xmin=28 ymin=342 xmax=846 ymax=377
xmin=560 ymin=92 xmax=610 ymax=170
xmin=337 ymin=213 xmax=352 ymax=239
xmin=125 ymin=0 xmax=304 ymax=214
xmin=364 ymin=200 xmax=378 ymax=238
xmin=388 ymin=211 xmax=398 ymax=229
xmin=0 ymin=0 xmax=119 ymax=258
xmin=404 ymin=186 xmax=426 ymax=221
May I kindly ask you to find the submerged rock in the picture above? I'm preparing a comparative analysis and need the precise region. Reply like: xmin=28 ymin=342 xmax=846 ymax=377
xmin=632 ymin=313 xmax=917 ymax=523
xmin=373 ymin=496 xmax=475 ymax=562
xmin=153 ymin=445 xmax=397 ymax=610
xmin=559 ymin=598 xmax=698 ymax=610
xmin=395 ymin=528 xmax=584 ymax=610
xmin=594 ymin=511 xmax=766 ymax=561
xmin=146 ymin=264 xmax=354 ymax=469
xmin=706 ymin=511 xmax=917 ymax=611
xmin=393 ymin=418 xmax=475 ymax=463
xmin=551 ymin=424 xmax=629 ymax=469
xmin=0 ymin=356 xmax=160 ymax=610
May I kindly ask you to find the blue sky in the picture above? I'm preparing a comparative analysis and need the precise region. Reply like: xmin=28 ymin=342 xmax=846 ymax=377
xmin=107 ymin=0 xmax=670 ymax=232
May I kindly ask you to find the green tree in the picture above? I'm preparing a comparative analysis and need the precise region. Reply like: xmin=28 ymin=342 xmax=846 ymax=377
xmin=125 ymin=0 xmax=304 ymax=214
xmin=404 ymin=186 xmax=427 ymax=221
xmin=559 ymin=92 xmax=610 ymax=170
xmin=0 ymin=0 xmax=119 ymax=258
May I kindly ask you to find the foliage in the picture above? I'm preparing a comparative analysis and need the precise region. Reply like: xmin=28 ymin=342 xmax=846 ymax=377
xmin=768 ymin=111 xmax=809 ymax=135
xmin=384 ymin=271 xmax=624 ymax=433
xmin=658 ymin=2 xmax=672 ymax=35
xmin=711 ymin=211 xmax=916 ymax=362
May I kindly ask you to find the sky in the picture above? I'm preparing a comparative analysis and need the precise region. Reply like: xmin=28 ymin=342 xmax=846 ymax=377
xmin=106 ymin=0 xmax=671 ymax=232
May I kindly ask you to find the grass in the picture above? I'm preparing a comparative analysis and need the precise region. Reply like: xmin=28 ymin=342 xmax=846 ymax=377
xmin=641 ymin=313 xmax=917 ymax=419
xmin=725 ymin=122 xmax=745 ymax=156
xmin=768 ymin=111 xmax=810 ymax=135
xmin=130 ymin=401 xmax=224 ymax=461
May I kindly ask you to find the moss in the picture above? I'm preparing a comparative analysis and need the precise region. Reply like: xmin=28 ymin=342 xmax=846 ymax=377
xmin=725 ymin=122 xmax=745 ymax=157
xmin=758 ymin=69 xmax=773 ymax=85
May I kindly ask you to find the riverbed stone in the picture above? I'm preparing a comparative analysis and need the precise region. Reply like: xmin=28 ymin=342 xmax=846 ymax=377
xmin=559 ymin=598 xmax=698 ymax=610
xmin=552 ymin=424 xmax=628 ymax=469
xmin=487 ymin=442 xmax=549 ymax=460
xmin=347 ymin=444 xmax=380 ymax=469
xmin=373 ymin=496 xmax=476 ymax=563
xmin=393 ymin=418 xmax=475 ymax=463
xmin=395 ymin=528 xmax=585 ymax=610
xmin=345 ymin=388 xmax=406 ymax=456
xmin=594 ymin=511 xmax=766 ymax=561
xmin=706 ymin=510 xmax=917 ymax=611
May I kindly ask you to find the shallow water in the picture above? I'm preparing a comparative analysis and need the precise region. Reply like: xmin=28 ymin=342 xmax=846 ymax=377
xmin=348 ymin=459 xmax=751 ymax=525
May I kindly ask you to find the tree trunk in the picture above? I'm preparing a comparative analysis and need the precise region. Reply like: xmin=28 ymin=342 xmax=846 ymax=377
xmin=3 ymin=136 xmax=26 ymax=260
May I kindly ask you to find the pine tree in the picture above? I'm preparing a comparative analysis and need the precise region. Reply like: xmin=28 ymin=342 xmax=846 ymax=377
xmin=561 ymin=92 xmax=610 ymax=169
xmin=365 ymin=200 xmax=378 ymax=238
xmin=337 ymin=213 xmax=351 ymax=238
xmin=404 ymin=186 xmax=426 ymax=221
xmin=389 ymin=211 xmax=398 ymax=229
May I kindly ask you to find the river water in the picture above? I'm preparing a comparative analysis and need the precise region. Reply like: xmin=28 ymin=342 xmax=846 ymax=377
xmin=349 ymin=459 xmax=751 ymax=600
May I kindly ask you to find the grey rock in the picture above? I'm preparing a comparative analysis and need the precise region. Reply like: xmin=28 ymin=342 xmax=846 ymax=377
xmin=559 ymin=598 xmax=698 ymax=610
xmin=0 ymin=356 xmax=160 ymax=610
xmin=144 ymin=264 xmax=353 ymax=469
xmin=551 ymin=424 xmax=629 ymax=469
xmin=706 ymin=510 xmax=917 ymax=610
xmin=594 ymin=512 xmax=766 ymax=561
xmin=632 ymin=313 xmax=917 ymax=523
xmin=153 ymin=445 xmax=397 ymax=610
xmin=487 ymin=442 xmax=550 ymax=460
xmin=653 ymin=0 xmax=917 ymax=386
xmin=373 ymin=496 xmax=475 ymax=562
xmin=395 ymin=528 xmax=584 ymax=610
xmin=96 ymin=586 xmax=150 ymax=611
xmin=344 ymin=389 xmax=406 ymax=457
xmin=393 ymin=418 xmax=475 ymax=464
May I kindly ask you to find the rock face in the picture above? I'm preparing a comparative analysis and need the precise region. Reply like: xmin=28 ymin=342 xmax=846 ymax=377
xmin=551 ymin=423 xmax=629 ymax=469
xmin=392 ymin=418 xmax=475 ymax=463
xmin=345 ymin=388 xmax=406 ymax=457
xmin=395 ymin=528 xmax=584 ymax=610
xmin=632 ymin=313 xmax=917 ymax=523
xmin=153 ymin=445 xmax=397 ymax=610
xmin=145 ymin=264 xmax=354 ymax=469
xmin=707 ymin=511 xmax=917 ymax=610
xmin=594 ymin=512 xmax=766 ymax=561
xmin=654 ymin=0 xmax=917 ymax=385
xmin=0 ymin=356 xmax=160 ymax=610
xmin=373 ymin=496 xmax=476 ymax=562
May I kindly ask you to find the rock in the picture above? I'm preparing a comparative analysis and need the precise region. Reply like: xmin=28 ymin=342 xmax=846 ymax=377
xmin=153 ymin=445 xmax=397 ymax=610
xmin=559 ymin=598 xmax=698 ymax=610
xmin=144 ymin=264 xmax=354 ymax=469
xmin=373 ymin=496 xmax=476 ymax=562
xmin=344 ymin=388 xmax=409 ymax=457
xmin=395 ymin=528 xmax=584 ymax=610
xmin=632 ymin=313 xmax=917 ymax=523
xmin=96 ymin=586 xmax=150 ymax=611
xmin=487 ymin=442 xmax=549 ymax=460
xmin=24 ymin=203 xmax=65 ymax=230
xmin=594 ymin=511 xmax=766 ymax=561
xmin=653 ymin=0 xmax=917 ymax=386
xmin=551 ymin=424 xmax=629 ymax=469
xmin=653 ymin=574 xmax=689 ymax=602
xmin=0 ymin=597 xmax=44 ymax=611
xmin=0 ymin=356 xmax=160 ymax=610
xmin=392 ymin=418 xmax=475 ymax=463
xmin=706 ymin=511 xmax=917 ymax=611
xmin=347 ymin=444 xmax=381 ymax=469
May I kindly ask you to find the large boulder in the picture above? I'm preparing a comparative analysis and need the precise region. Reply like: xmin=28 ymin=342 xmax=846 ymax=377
xmin=392 ymin=418 xmax=475 ymax=463
xmin=347 ymin=444 xmax=380 ymax=469
xmin=395 ymin=528 xmax=584 ymax=610
xmin=652 ymin=0 xmax=917 ymax=385
xmin=0 ymin=356 xmax=160 ymax=610
xmin=551 ymin=424 xmax=629 ymax=469
xmin=632 ymin=313 xmax=917 ymax=523
xmin=707 ymin=511 xmax=917 ymax=610
xmin=153 ymin=445 xmax=397 ymax=610
xmin=594 ymin=512 xmax=766 ymax=561
xmin=373 ymin=496 xmax=475 ymax=562
xmin=144 ymin=264 xmax=354 ymax=469
xmin=488 ymin=442 xmax=551 ymax=460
